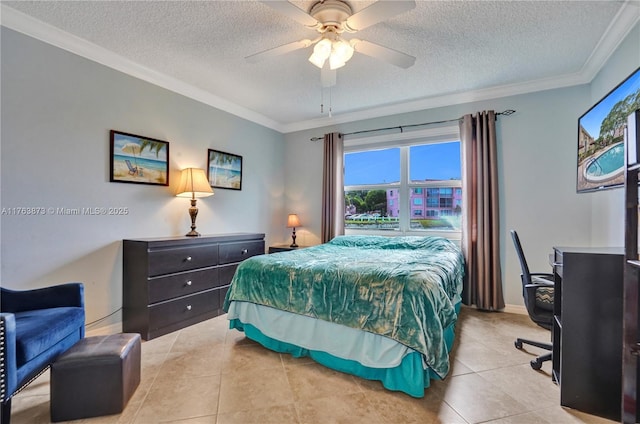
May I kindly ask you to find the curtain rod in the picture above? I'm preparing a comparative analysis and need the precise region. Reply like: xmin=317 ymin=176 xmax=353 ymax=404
xmin=309 ymin=109 xmax=516 ymax=141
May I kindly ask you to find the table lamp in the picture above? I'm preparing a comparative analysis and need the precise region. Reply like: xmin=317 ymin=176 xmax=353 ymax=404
xmin=287 ymin=214 xmax=301 ymax=247
xmin=176 ymin=168 xmax=213 ymax=237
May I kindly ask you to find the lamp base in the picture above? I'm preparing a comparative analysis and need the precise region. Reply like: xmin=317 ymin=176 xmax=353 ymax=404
xmin=290 ymin=228 xmax=298 ymax=247
xmin=186 ymin=198 xmax=200 ymax=237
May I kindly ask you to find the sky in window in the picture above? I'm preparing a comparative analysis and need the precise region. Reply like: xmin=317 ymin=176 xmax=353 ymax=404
xmin=345 ymin=142 xmax=460 ymax=185
xmin=579 ymin=68 xmax=640 ymax=138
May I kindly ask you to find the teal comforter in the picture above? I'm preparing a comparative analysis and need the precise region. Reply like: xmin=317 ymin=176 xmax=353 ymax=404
xmin=223 ymin=235 xmax=464 ymax=377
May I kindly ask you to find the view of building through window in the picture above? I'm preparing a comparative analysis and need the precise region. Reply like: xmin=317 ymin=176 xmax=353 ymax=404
xmin=344 ymin=141 xmax=462 ymax=232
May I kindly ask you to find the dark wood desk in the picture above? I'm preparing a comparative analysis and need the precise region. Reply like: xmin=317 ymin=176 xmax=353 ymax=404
xmin=552 ymin=246 xmax=624 ymax=421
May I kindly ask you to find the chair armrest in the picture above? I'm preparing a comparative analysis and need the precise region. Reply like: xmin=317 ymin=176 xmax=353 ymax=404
xmin=530 ymin=272 xmax=554 ymax=280
xmin=0 ymin=313 xmax=18 ymax=401
xmin=527 ymin=280 xmax=554 ymax=289
xmin=1 ymin=282 xmax=84 ymax=313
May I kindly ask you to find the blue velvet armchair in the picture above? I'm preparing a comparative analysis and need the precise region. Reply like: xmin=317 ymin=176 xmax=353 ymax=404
xmin=1 ymin=283 xmax=85 ymax=423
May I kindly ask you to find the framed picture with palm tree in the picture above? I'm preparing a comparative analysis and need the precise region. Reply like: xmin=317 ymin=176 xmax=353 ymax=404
xmin=208 ymin=149 xmax=242 ymax=190
xmin=109 ymin=130 xmax=169 ymax=186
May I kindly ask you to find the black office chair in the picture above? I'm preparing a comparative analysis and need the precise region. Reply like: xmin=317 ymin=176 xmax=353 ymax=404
xmin=511 ymin=230 xmax=555 ymax=370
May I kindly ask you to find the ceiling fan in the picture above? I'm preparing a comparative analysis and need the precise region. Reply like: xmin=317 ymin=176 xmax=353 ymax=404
xmin=246 ymin=0 xmax=417 ymax=73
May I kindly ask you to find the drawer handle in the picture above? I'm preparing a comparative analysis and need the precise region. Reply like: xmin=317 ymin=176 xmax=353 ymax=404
xmin=186 ymin=280 xmax=192 ymax=286
xmin=186 ymin=305 xmax=192 ymax=311
xmin=241 ymin=249 xmax=248 ymax=255
xmin=185 ymin=256 xmax=192 ymax=262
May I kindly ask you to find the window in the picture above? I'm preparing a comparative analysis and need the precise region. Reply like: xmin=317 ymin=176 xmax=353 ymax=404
xmin=440 ymin=198 xmax=453 ymax=208
xmin=344 ymin=127 xmax=462 ymax=237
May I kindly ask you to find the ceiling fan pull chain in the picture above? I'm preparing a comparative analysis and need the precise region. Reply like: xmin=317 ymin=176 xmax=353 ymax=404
xmin=329 ymin=87 xmax=333 ymax=117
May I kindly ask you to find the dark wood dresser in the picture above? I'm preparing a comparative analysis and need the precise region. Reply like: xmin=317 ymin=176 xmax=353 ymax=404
xmin=123 ymin=233 xmax=265 ymax=340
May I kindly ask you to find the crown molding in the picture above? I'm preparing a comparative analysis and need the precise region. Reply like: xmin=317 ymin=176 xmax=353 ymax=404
xmin=281 ymin=71 xmax=591 ymax=133
xmin=0 ymin=4 xmax=284 ymax=133
xmin=2 ymin=2 xmax=638 ymax=135
xmin=580 ymin=0 xmax=640 ymax=81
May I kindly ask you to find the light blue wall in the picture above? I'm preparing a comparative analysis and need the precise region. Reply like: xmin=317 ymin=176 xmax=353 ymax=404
xmin=0 ymin=28 xmax=286 ymax=328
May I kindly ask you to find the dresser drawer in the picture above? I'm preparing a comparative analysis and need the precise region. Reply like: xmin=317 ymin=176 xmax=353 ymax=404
xmin=148 ymin=244 xmax=219 ymax=276
xmin=148 ymin=267 xmax=219 ymax=304
xmin=148 ymin=289 xmax=219 ymax=331
xmin=218 ymin=263 xmax=239 ymax=287
xmin=220 ymin=284 xmax=231 ymax=306
xmin=219 ymin=240 xmax=264 ymax=264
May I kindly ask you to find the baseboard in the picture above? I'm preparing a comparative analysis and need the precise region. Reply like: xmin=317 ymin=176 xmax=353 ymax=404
xmin=86 ymin=321 xmax=122 ymax=337
xmin=503 ymin=304 xmax=528 ymax=315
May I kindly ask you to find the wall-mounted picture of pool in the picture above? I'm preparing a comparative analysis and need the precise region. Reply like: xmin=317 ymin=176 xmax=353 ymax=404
xmin=577 ymin=67 xmax=640 ymax=193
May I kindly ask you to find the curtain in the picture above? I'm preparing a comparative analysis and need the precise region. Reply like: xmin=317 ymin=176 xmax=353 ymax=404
xmin=459 ymin=111 xmax=505 ymax=311
xmin=321 ymin=132 xmax=345 ymax=243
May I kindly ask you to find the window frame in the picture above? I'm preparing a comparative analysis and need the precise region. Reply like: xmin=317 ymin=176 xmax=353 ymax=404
xmin=344 ymin=125 xmax=461 ymax=240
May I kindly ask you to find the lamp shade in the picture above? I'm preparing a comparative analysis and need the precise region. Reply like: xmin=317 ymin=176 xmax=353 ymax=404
xmin=176 ymin=168 xmax=214 ymax=198
xmin=287 ymin=214 xmax=301 ymax=228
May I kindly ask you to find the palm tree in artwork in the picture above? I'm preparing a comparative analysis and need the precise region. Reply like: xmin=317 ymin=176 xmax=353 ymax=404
xmin=139 ymin=139 xmax=166 ymax=158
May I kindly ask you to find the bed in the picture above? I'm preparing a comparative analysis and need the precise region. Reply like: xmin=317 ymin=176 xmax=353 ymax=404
xmin=223 ymin=235 xmax=464 ymax=397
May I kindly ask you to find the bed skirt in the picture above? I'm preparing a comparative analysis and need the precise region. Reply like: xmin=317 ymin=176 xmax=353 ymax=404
xmin=227 ymin=302 xmax=460 ymax=398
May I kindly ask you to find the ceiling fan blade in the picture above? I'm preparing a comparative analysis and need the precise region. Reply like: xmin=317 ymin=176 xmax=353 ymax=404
xmin=351 ymin=39 xmax=416 ymax=69
xmin=246 ymin=39 xmax=312 ymax=63
xmin=345 ymin=1 xmax=416 ymax=32
xmin=261 ymin=1 xmax=319 ymax=28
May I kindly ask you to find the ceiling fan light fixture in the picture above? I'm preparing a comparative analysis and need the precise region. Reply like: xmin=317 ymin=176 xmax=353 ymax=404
xmin=332 ymin=39 xmax=354 ymax=61
xmin=311 ymin=36 xmax=355 ymax=70
xmin=309 ymin=38 xmax=332 ymax=68
xmin=329 ymin=56 xmax=346 ymax=70
xmin=309 ymin=52 xmax=326 ymax=68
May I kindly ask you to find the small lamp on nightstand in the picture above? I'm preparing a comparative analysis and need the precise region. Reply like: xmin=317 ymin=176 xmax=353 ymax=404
xmin=176 ymin=168 xmax=214 ymax=237
xmin=287 ymin=214 xmax=301 ymax=247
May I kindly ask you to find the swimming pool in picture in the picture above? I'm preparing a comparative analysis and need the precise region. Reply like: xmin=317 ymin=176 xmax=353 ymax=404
xmin=583 ymin=142 xmax=624 ymax=183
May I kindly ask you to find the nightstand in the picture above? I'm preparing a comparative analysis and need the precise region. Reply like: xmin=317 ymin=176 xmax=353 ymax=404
xmin=268 ymin=244 xmax=307 ymax=253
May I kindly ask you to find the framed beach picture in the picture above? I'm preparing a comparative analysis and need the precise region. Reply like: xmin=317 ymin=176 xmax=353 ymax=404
xmin=109 ymin=130 xmax=169 ymax=186
xmin=208 ymin=149 xmax=242 ymax=190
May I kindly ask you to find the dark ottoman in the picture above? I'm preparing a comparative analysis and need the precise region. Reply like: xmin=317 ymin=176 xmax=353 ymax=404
xmin=50 ymin=333 xmax=141 ymax=422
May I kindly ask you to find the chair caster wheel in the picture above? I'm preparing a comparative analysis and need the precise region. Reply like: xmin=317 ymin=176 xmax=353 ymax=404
xmin=530 ymin=359 xmax=542 ymax=370
xmin=515 ymin=340 xmax=523 ymax=349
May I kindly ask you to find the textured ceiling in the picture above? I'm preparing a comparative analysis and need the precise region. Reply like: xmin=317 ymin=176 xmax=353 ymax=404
xmin=2 ymin=1 xmax=638 ymax=132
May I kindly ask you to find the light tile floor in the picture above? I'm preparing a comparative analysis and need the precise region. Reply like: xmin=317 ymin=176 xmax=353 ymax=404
xmin=10 ymin=307 xmax=618 ymax=423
